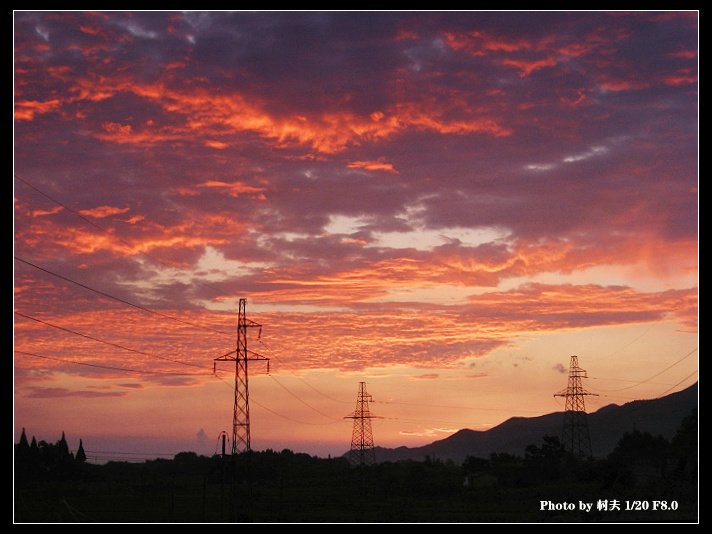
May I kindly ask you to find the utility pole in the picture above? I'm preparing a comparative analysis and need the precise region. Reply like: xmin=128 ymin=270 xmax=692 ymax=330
xmin=214 ymin=298 xmax=268 ymax=455
xmin=554 ymin=355 xmax=597 ymax=459
xmin=345 ymin=382 xmax=376 ymax=467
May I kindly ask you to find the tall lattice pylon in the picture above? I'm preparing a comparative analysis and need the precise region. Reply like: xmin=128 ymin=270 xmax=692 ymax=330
xmin=214 ymin=298 xmax=268 ymax=455
xmin=345 ymin=382 xmax=376 ymax=467
xmin=554 ymin=355 xmax=598 ymax=459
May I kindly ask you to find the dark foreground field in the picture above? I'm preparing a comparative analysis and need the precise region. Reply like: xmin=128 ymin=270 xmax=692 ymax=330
xmin=15 ymin=450 xmax=697 ymax=523
xmin=15 ymin=413 xmax=697 ymax=523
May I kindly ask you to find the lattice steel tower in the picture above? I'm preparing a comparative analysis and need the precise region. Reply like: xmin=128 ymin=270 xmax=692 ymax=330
xmin=345 ymin=382 xmax=376 ymax=467
xmin=214 ymin=298 xmax=268 ymax=455
xmin=554 ymin=355 xmax=598 ymax=458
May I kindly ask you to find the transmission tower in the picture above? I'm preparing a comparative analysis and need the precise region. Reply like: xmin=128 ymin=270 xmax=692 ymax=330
xmin=345 ymin=382 xmax=376 ymax=467
xmin=214 ymin=298 xmax=268 ymax=455
xmin=554 ymin=355 xmax=598 ymax=459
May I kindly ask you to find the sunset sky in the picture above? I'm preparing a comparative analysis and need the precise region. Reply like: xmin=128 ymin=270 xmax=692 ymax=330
xmin=14 ymin=11 xmax=698 ymax=462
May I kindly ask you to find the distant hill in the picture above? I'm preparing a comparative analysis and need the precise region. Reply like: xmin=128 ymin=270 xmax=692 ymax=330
xmin=352 ymin=382 xmax=698 ymax=465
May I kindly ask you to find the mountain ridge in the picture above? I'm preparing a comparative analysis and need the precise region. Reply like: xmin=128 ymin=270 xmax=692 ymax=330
xmin=351 ymin=382 xmax=698 ymax=464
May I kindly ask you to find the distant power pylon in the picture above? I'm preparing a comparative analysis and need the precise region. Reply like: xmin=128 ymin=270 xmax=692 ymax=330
xmin=345 ymin=382 xmax=376 ymax=467
xmin=214 ymin=298 xmax=268 ymax=455
xmin=554 ymin=355 xmax=598 ymax=459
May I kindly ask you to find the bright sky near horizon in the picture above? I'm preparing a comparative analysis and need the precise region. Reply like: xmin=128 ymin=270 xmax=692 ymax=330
xmin=14 ymin=11 xmax=698 ymax=462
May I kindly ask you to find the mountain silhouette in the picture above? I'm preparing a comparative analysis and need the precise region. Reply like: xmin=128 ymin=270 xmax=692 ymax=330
xmin=353 ymin=382 xmax=698 ymax=464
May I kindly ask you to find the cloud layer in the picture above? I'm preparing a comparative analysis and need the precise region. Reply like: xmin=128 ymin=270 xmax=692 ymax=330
xmin=14 ymin=11 xmax=697 ymax=455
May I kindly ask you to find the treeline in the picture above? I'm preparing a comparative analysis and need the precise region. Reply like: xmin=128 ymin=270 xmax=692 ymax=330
xmin=14 ymin=429 xmax=88 ymax=482
xmin=14 ymin=410 xmax=697 ymax=522
xmin=461 ymin=409 xmax=697 ymax=491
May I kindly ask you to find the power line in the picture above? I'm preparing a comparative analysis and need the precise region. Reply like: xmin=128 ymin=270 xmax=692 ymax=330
xmin=15 ymin=176 xmax=371 ymax=444
xmin=15 ymin=310 xmax=212 ymax=371
xmin=377 ymin=414 xmax=495 ymax=428
xmin=15 ymin=178 xmax=340 ymax=434
xmin=597 ymin=323 xmax=658 ymax=360
xmin=259 ymin=339 xmax=502 ymax=429
xmin=372 ymin=399 xmax=548 ymax=416
xmin=83 ymin=450 xmax=177 ymax=463
xmin=14 ymin=349 xmax=199 ymax=377
xmin=15 ymin=175 xmax=350 ymax=440
xmin=268 ymin=374 xmax=343 ymax=422
xmin=249 ymin=395 xmax=347 ymax=427
xmin=654 ymin=370 xmax=698 ymax=399
xmin=14 ymin=332 xmax=245 ymax=385
xmin=14 ymin=173 xmax=229 ymax=299
xmin=258 ymin=338 xmax=350 ymax=404
xmin=15 ymin=256 xmax=232 ymax=337
xmin=14 ymin=310 xmax=245 ymax=381
xmin=15 ymin=348 xmax=256 ymax=394
xmin=589 ymin=347 xmax=698 ymax=392
xmin=15 ymin=309 xmax=347 ymax=430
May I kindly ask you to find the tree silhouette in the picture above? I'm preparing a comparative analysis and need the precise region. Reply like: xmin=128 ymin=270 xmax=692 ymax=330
xmin=76 ymin=439 xmax=87 ymax=463
xmin=15 ymin=430 xmax=87 ymax=482
xmin=604 ymin=429 xmax=670 ymax=488
xmin=16 ymin=428 xmax=31 ymax=460
xmin=57 ymin=431 xmax=73 ymax=461
xmin=18 ymin=428 xmax=30 ymax=450
xmin=670 ymin=409 xmax=697 ymax=482
xmin=524 ymin=434 xmax=565 ymax=482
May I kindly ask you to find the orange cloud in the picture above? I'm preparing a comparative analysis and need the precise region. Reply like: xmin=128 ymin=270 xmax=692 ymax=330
xmin=347 ymin=159 xmax=399 ymax=173
xmin=442 ymin=31 xmax=530 ymax=56
xmin=441 ymin=30 xmax=562 ymax=77
xmin=205 ymin=140 xmax=229 ymax=149
xmin=14 ymin=99 xmax=62 ymax=121
xmin=24 ymin=387 xmax=128 ymax=399
xmin=466 ymin=283 xmax=698 ymax=333
xmin=15 ymin=209 xmax=234 ymax=260
xmin=246 ymin=231 xmax=697 ymax=311
xmin=13 ymin=270 xmax=696 ymax=385
xmin=662 ymin=70 xmax=698 ymax=86
xmin=197 ymin=180 xmax=267 ymax=198
xmin=30 ymin=206 xmax=64 ymax=217
xmin=597 ymin=79 xmax=650 ymax=92
xmin=79 ymin=206 xmax=130 ymax=219
xmin=500 ymin=57 xmax=558 ymax=77
xmin=19 ymin=62 xmax=512 ymax=153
